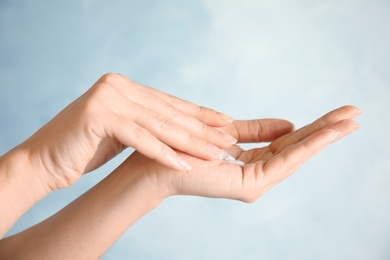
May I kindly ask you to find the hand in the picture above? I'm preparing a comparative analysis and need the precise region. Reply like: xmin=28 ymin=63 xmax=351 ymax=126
xmin=0 ymin=106 xmax=359 ymax=257
xmin=124 ymin=105 xmax=360 ymax=202
xmin=17 ymin=73 xmax=236 ymax=191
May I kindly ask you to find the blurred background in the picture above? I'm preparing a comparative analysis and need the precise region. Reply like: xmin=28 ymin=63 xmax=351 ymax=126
xmin=1 ymin=0 xmax=389 ymax=259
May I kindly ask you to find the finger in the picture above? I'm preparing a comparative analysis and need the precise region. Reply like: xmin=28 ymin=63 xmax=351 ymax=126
xmin=263 ymin=119 xmax=360 ymax=185
xmin=223 ymin=119 xmax=294 ymax=143
xmin=115 ymin=74 xmax=234 ymax=126
xmin=133 ymin=107 xmax=229 ymax=160
xmin=109 ymin=116 xmax=192 ymax=171
xmin=270 ymin=105 xmax=361 ymax=154
xmin=140 ymin=101 xmax=237 ymax=149
xmin=94 ymin=81 xmax=234 ymax=159
xmin=110 ymin=75 xmax=237 ymax=149
xmin=159 ymin=93 xmax=233 ymax=127
xmin=116 ymin=92 xmax=236 ymax=155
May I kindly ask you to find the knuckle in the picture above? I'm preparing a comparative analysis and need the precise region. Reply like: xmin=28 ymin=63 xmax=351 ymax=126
xmin=99 ymin=73 xmax=122 ymax=84
xmin=133 ymin=126 xmax=150 ymax=144
xmin=167 ymin=103 xmax=181 ymax=119
xmin=154 ymin=115 xmax=169 ymax=129
xmin=256 ymin=122 xmax=265 ymax=141
xmin=83 ymin=85 xmax=111 ymax=115
xmin=198 ymin=105 xmax=207 ymax=115
xmin=90 ymin=75 xmax=117 ymax=100
xmin=155 ymin=142 xmax=166 ymax=155
xmin=79 ymin=94 xmax=103 ymax=121
xmin=209 ymin=108 xmax=219 ymax=117
xmin=167 ymin=94 xmax=183 ymax=106
xmin=92 ymin=82 xmax=112 ymax=97
xmin=200 ymin=122 xmax=210 ymax=135
xmin=183 ymin=131 xmax=193 ymax=142
xmin=198 ymin=105 xmax=214 ymax=116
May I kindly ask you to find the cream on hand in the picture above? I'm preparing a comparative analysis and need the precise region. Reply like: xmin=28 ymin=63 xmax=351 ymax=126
xmin=219 ymin=151 xmax=245 ymax=166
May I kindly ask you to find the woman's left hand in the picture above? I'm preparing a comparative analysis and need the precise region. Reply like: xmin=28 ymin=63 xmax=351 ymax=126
xmin=124 ymin=105 xmax=360 ymax=202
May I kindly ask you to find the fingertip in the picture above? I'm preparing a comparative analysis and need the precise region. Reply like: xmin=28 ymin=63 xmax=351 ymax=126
xmin=206 ymin=112 xmax=234 ymax=127
xmin=270 ymin=119 xmax=295 ymax=139
xmin=168 ymin=154 xmax=192 ymax=171
xmin=350 ymin=120 xmax=361 ymax=131
xmin=346 ymin=105 xmax=362 ymax=116
xmin=332 ymin=105 xmax=362 ymax=119
xmin=176 ymin=156 xmax=192 ymax=171
xmin=284 ymin=120 xmax=295 ymax=132
xmin=206 ymin=143 xmax=225 ymax=159
xmin=353 ymin=106 xmax=362 ymax=117
xmin=327 ymin=119 xmax=360 ymax=142
xmin=221 ymin=133 xmax=238 ymax=146
xmin=217 ymin=112 xmax=234 ymax=124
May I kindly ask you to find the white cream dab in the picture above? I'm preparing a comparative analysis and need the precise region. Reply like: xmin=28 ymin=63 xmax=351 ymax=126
xmin=219 ymin=151 xmax=245 ymax=166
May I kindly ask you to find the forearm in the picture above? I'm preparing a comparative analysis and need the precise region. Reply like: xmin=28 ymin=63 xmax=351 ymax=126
xmin=0 ymin=155 xmax=166 ymax=260
xmin=0 ymin=147 xmax=49 ymax=238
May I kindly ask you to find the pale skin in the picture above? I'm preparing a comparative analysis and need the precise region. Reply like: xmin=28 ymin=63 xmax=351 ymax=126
xmin=0 ymin=73 xmax=236 ymax=239
xmin=0 ymin=74 xmax=360 ymax=259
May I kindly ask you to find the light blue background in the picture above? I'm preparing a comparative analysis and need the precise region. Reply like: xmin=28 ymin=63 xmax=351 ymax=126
xmin=1 ymin=0 xmax=389 ymax=259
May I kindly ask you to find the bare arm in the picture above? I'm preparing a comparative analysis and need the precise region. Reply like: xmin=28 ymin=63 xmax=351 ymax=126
xmin=0 ymin=154 xmax=164 ymax=259
xmin=0 ymin=106 xmax=360 ymax=259
xmin=0 ymin=73 xmax=234 ymax=238
xmin=0 ymin=149 xmax=49 ymax=239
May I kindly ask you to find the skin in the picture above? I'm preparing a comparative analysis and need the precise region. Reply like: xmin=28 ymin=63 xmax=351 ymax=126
xmin=0 ymin=73 xmax=236 ymax=238
xmin=24 ymin=73 xmax=237 ymax=191
xmin=0 ymin=104 xmax=360 ymax=259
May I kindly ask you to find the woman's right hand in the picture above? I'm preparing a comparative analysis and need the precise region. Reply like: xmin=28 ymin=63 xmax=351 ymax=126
xmin=15 ymin=73 xmax=236 ymax=192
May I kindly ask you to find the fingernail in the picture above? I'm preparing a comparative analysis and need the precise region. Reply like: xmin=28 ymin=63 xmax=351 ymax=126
xmin=218 ymin=112 xmax=234 ymax=123
xmin=207 ymin=143 xmax=223 ymax=158
xmin=351 ymin=122 xmax=360 ymax=131
xmin=353 ymin=108 xmax=362 ymax=117
xmin=175 ymin=156 xmax=192 ymax=171
xmin=344 ymin=121 xmax=360 ymax=134
xmin=222 ymin=133 xmax=237 ymax=145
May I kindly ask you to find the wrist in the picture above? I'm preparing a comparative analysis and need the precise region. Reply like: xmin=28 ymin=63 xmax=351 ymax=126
xmin=0 ymin=147 xmax=50 ymax=237
xmin=123 ymin=152 xmax=173 ymax=204
xmin=0 ymin=146 xmax=51 ymax=198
